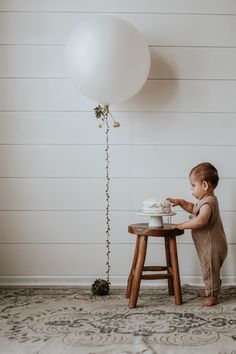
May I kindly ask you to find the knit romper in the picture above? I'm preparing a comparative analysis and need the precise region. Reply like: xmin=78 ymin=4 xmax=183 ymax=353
xmin=191 ymin=195 xmax=228 ymax=297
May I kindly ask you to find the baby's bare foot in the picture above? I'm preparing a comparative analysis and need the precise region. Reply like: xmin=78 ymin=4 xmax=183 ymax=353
xmin=202 ymin=296 xmax=218 ymax=307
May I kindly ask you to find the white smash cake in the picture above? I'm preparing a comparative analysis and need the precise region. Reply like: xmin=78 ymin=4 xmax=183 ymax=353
xmin=142 ymin=199 xmax=172 ymax=214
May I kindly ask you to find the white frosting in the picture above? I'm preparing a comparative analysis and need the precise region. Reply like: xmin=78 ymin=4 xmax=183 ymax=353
xmin=142 ymin=199 xmax=171 ymax=214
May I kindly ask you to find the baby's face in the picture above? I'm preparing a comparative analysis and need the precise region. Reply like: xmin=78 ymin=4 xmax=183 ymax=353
xmin=189 ymin=174 xmax=206 ymax=200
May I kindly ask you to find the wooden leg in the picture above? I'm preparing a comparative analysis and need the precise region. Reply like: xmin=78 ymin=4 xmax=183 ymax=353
xmin=126 ymin=235 xmax=140 ymax=298
xmin=169 ymin=236 xmax=182 ymax=305
xmin=128 ymin=235 xmax=148 ymax=309
xmin=165 ymin=236 xmax=174 ymax=295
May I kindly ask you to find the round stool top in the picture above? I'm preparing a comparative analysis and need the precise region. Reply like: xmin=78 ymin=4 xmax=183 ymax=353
xmin=128 ymin=223 xmax=184 ymax=237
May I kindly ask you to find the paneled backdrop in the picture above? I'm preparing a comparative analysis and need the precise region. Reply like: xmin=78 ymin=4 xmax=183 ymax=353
xmin=0 ymin=0 xmax=235 ymax=285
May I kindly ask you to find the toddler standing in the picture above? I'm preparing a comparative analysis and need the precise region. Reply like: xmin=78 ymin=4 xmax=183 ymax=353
xmin=168 ymin=162 xmax=228 ymax=307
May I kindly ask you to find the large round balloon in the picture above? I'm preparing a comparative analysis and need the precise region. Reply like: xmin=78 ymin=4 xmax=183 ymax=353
xmin=65 ymin=15 xmax=150 ymax=105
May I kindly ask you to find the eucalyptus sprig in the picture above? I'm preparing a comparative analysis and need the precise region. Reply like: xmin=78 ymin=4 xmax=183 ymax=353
xmin=94 ymin=105 xmax=120 ymax=128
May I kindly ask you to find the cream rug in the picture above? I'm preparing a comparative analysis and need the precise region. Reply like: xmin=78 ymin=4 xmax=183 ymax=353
xmin=0 ymin=284 xmax=235 ymax=354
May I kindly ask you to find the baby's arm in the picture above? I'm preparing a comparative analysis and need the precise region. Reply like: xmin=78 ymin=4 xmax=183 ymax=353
xmin=167 ymin=198 xmax=194 ymax=213
xmin=173 ymin=204 xmax=212 ymax=230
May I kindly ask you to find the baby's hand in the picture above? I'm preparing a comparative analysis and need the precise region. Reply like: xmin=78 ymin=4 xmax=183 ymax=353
xmin=171 ymin=223 xmax=183 ymax=230
xmin=167 ymin=198 xmax=181 ymax=207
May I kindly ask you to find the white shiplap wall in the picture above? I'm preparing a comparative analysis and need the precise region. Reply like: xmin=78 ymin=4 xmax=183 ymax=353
xmin=0 ymin=0 xmax=236 ymax=285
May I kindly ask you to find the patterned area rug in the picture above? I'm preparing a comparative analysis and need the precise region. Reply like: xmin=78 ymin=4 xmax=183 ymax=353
xmin=0 ymin=284 xmax=235 ymax=354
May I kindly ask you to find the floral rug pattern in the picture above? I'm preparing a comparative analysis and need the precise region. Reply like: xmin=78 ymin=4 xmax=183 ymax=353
xmin=0 ymin=285 xmax=236 ymax=353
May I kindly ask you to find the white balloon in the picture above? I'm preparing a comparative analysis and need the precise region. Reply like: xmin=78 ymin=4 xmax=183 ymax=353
xmin=65 ymin=15 xmax=150 ymax=105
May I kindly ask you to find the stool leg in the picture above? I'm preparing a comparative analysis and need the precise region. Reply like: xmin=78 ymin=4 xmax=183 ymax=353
xmin=169 ymin=236 xmax=182 ymax=305
xmin=165 ymin=236 xmax=174 ymax=295
xmin=126 ymin=235 xmax=140 ymax=298
xmin=128 ymin=235 xmax=147 ymax=309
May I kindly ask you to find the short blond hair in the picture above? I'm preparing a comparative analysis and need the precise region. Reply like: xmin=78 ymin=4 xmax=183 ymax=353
xmin=189 ymin=162 xmax=219 ymax=188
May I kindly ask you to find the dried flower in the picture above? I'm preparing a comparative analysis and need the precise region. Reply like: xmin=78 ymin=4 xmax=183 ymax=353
xmin=113 ymin=121 xmax=120 ymax=128
xmin=94 ymin=105 xmax=120 ymax=128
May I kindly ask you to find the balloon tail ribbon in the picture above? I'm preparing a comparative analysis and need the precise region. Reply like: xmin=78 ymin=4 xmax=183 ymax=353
xmin=93 ymin=104 xmax=120 ymax=284
xmin=105 ymin=114 xmax=111 ymax=284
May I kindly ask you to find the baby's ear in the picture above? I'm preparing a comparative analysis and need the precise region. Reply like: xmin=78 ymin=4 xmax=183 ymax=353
xmin=202 ymin=180 xmax=209 ymax=190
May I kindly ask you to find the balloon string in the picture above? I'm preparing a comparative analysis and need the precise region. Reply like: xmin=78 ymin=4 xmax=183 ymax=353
xmin=93 ymin=104 xmax=120 ymax=284
xmin=105 ymin=113 xmax=111 ymax=284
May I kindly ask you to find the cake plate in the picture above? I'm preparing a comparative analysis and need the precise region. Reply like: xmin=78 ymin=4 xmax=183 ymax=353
xmin=137 ymin=212 xmax=176 ymax=228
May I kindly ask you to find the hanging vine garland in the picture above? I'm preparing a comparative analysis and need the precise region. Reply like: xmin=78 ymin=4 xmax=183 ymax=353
xmin=105 ymin=115 xmax=111 ymax=283
xmin=91 ymin=105 xmax=120 ymax=296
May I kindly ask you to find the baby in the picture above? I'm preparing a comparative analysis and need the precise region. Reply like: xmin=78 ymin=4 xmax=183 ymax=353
xmin=168 ymin=162 xmax=228 ymax=307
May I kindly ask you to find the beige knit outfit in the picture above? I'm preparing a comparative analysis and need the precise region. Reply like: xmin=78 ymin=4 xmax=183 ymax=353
xmin=191 ymin=195 xmax=228 ymax=297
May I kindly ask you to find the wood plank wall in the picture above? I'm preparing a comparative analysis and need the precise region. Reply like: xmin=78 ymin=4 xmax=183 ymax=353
xmin=0 ymin=0 xmax=235 ymax=284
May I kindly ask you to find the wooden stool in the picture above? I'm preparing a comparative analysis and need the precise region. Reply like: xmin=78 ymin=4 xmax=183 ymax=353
xmin=126 ymin=223 xmax=184 ymax=308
